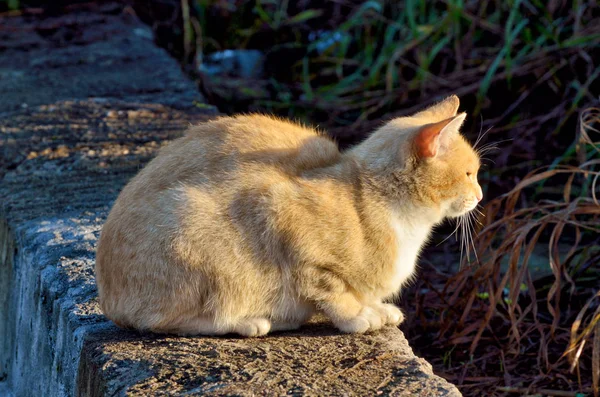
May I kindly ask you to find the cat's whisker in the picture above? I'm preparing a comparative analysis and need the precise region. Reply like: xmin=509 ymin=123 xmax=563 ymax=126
xmin=477 ymin=151 xmax=499 ymax=159
xmin=476 ymin=146 xmax=501 ymax=156
xmin=459 ymin=215 xmax=468 ymax=267
xmin=473 ymin=211 xmax=484 ymax=224
xmin=457 ymin=216 xmax=463 ymax=266
xmin=476 ymin=139 xmax=514 ymax=156
xmin=472 ymin=116 xmax=485 ymax=148
xmin=466 ymin=212 xmax=480 ymax=265
xmin=487 ymin=137 xmax=514 ymax=145
xmin=470 ymin=206 xmax=484 ymax=226
xmin=480 ymin=157 xmax=496 ymax=165
xmin=478 ymin=141 xmax=499 ymax=148
xmin=464 ymin=216 xmax=472 ymax=265
xmin=463 ymin=214 xmax=471 ymax=264
xmin=468 ymin=215 xmax=475 ymax=264
xmin=473 ymin=125 xmax=493 ymax=150
xmin=477 ymin=138 xmax=514 ymax=154
xmin=437 ymin=219 xmax=461 ymax=246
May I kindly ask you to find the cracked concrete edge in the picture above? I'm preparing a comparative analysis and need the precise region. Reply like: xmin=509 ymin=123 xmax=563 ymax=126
xmin=76 ymin=319 xmax=462 ymax=397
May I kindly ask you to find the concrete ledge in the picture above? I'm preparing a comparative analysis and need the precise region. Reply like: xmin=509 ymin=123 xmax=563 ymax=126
xmin=78 ymin=321 xmax=457 ymax=396
xmin=0 ymin=99 xmax=213 ymax=396
xmin=0 ymin=4 xmax=460 ymax=396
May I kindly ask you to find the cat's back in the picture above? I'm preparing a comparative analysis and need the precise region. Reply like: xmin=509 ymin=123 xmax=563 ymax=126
xmin=167 ymin=114 xmax=340 ymax=183
xmin=192 ymin=114 xmax=320 ymax=152
xmin=110 ymin=114 xmax=336 ymax=198
xmin=100 ymin=115 xmax=341 ymax=240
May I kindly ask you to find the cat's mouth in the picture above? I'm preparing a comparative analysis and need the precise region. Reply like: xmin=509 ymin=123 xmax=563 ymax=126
xmin=465 ymin=199 xmax=479 ymax=212
xmin=447 ymin=198 xmax=479 ymax=217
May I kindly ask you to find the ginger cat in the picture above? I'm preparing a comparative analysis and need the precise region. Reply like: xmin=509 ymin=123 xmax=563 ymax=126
xmin=96 ymin=95 xmax=482 ymax=337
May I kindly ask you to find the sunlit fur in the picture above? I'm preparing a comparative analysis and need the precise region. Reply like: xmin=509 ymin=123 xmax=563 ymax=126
xmin=95 ymin=95 xmax=482 ymax=337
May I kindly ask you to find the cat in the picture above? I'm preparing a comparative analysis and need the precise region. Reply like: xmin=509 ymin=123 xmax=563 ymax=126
xmin=95 ymin=95 xmax=482 ymax=337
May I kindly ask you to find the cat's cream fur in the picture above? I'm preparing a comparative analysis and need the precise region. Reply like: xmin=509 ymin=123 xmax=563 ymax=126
xmin=96 ymin=95 xmax=482 ymax=337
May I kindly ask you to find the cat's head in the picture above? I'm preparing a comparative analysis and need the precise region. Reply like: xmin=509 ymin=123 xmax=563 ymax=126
xmin=354 ymin=95 xmax=482 ymax=219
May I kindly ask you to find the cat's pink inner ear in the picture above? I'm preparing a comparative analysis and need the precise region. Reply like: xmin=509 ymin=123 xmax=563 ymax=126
xmin=414 ymin=117 xmax=455 ymax=158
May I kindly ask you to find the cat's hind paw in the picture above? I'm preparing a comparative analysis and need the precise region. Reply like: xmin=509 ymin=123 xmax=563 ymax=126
xmin=234 ymin=318 xmax=271 ymax=337
xmin=335 ymin=307 xmax=384 ymax=334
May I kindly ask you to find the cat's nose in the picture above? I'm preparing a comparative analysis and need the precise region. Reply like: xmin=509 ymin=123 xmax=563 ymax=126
xmin=475 ymin=186 xmax=483 ymax=202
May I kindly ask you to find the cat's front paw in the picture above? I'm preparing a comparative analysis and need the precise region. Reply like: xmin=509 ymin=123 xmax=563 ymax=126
xmin=335 ymin=307 xmax=384 ymax=334
xmin=372 ymin=302 xmax=404 ymax=325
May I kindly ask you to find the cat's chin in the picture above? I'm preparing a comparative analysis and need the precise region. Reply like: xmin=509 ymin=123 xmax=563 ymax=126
xmin=445 ymin=207 xmax=474 ymax=219
xmin=445 ymin=212 xmax=463 ymax=219
xmin=445 ymin=200 xmax=479 ymax=219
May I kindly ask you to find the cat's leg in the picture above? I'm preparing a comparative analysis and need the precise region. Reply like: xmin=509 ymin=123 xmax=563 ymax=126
xmin=368 ymin=302 xmax=404 ymax=326
xmin=270 ymin=295 xmax=315 ymax=333
xmin=298 ymin=266 xmax=386 ymax=333
xmin=321 ymin=292 xmax=384 ymax=333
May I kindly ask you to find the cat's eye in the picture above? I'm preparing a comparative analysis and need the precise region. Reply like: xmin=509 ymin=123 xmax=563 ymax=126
xmin=466 ymin=171 xmax=473 ymax=177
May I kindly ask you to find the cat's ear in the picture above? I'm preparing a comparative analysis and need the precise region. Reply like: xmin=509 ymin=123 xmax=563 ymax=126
xmin=413 ymin=95 xmax=460 ymax=121
xmin=414 ymin=112 xmax=466 ymax=158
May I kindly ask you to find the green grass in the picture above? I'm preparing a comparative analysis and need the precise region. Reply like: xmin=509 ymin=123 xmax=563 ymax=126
xmin=184 ymin=0 xmax=599 ymax=138
xmin=0 ymin=0 xmax=20 ymax=11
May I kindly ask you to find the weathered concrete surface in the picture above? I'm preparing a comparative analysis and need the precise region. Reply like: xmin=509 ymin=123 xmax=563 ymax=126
xmin=0 ymin=3 xmax=461 ymax=396
xmin=0 ymin=3 xmax=201 ymax=115
xmin=0 ymin=2 xmax=210 ymax=176
xmin=0 ymin=100 xmax=213 ymax=397
xmin=79 ymin=320 xmax=458 ymax=396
